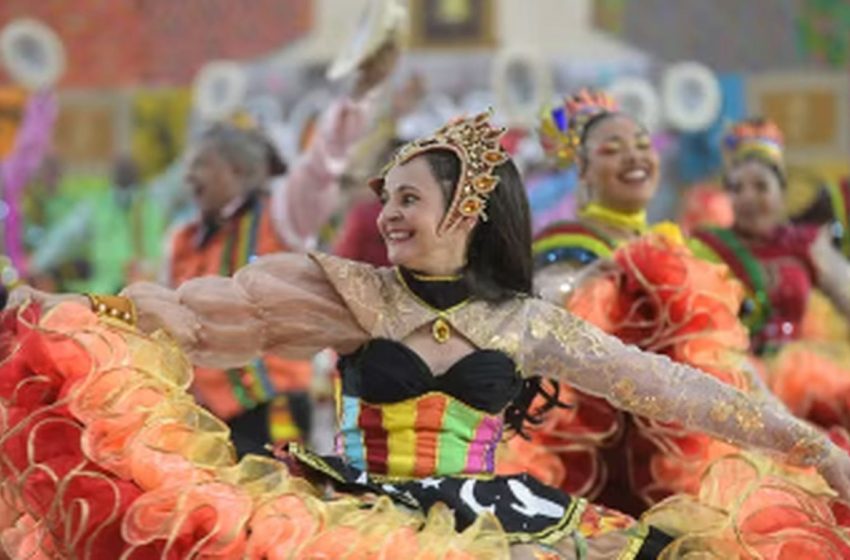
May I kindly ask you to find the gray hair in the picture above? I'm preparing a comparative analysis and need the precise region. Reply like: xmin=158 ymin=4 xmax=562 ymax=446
xmin=199 ymin=124 xmax=272 ymax=191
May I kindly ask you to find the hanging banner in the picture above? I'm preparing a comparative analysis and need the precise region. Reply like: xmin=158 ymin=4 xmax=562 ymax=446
xmin=409 ymin=0 xmax=496 ymax=49
xmin=796 ymin=0 xmax=850 ymax=68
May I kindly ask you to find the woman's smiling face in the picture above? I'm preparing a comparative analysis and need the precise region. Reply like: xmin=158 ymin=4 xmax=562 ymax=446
xmin=726 ymin=158 xmax=786 ymax=238
xmin=581 ymin=114 xmax=660 ymax=213
xmin=376 ymin=155 xmax=472 ymax=275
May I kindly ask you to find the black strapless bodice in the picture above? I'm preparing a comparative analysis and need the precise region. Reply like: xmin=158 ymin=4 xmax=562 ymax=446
xmin=338 ymin=338 xmax=522 ymax=414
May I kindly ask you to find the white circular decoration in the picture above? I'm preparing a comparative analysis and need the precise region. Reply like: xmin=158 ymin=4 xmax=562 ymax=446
xmin=662 ymin=61 xmax=722 ymax=132
xmin=0 ymin=18 xmax=65 ymax=90
xmin=492 ymin=48 xmax=552 ymax=127
xmin=193 ymin=61 xmax=248 ymax=121
xmin=608 ymin=76 xmax=661 ymax=132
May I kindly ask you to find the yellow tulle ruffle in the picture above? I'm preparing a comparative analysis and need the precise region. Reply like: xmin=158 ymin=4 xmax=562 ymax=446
xmin=645 ymin=453 xmax=850 ymax=559
xmin=0 ymin=302 xmax=510 ymax=559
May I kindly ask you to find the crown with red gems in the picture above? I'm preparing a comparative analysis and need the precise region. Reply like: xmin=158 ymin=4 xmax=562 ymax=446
xmin=370 ymin=110 xmax=509 ymax=234
xmin=723 ymin=117 xmax=785 ymax=169
xmin=539 ymin=89 xmax=619 ymax=168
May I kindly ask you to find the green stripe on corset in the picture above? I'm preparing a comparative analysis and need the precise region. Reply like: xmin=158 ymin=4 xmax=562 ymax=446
xmin=436 ymin=399 xmax=481 ymax=475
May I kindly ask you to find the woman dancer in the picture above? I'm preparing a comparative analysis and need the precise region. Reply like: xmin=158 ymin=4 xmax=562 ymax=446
xmin=692 ymin=118 xmax=850 ymax=431
xmin=507 ymin=91 xmax=762 ymax=516
xmin=5 ymin=112 xmax=850 ymax=559
xmin=532 ymin=91 xmax=655 ymax=305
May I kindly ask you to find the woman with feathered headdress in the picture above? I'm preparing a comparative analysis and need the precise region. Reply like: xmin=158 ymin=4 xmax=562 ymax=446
xmin=504 ymin=90 xmax=756 ymax=515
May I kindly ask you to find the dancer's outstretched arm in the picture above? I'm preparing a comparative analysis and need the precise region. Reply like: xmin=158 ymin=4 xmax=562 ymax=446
xmin=509 ymin=298 xmax=850 ymax=500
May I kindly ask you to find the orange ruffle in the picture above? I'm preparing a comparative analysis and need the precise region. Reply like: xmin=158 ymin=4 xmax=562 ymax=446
xmin=761 ymin=288 xmax=850 ymax=433
xmin=0 ymin=302 xmax=510 ymax=559
xmin=503 ymin=234 xmax=754 ymax=506
xmin=764 ymin=342 xmax=850 ymax=431
xmin=645 ymin=454 xmax=850 ymax=559
xmin=506 ymin=232 xmax=850 ymax=557
xmin=497 ymin=389 xmax=621 ymax=501
xmin=579 ymin=236 xmax=752 ymax=502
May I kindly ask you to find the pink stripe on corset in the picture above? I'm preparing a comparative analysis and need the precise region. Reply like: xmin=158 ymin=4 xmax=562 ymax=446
xmin=464 ymin=415 xmax=502 ymax=474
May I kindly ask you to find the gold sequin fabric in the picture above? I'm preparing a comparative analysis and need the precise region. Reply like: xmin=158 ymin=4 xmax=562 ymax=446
xmin=312 ymin=253 xmax=830 ymax=468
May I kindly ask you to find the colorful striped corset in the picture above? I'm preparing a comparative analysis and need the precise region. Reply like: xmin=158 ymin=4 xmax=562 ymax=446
xmin=335 ymin=338 xmax=522 ymax=479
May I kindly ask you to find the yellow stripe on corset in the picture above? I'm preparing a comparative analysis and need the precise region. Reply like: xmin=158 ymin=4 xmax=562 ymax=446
xmin=381 ymin=399 xmax=418 ymax=477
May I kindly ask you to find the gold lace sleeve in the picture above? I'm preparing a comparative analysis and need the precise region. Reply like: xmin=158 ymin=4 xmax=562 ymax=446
xmin=122 ymin=253 xmax=370 ymax=368
xmin=508 ymin=299 xmax=831 ymax=468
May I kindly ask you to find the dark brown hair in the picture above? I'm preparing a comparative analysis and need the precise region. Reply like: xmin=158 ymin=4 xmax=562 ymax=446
xmin=723 ymin=155 xmax=787 ymax=192
xmin=420 ymin=149 xmax=567 ymax=435
xmin=420 ymin=149 xmax=533 ymax=302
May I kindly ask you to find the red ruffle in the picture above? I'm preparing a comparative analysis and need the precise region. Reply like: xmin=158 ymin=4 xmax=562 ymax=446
xmin=0 ymin=304 xmax=510 ymax=559
xmin=502 ymin=235 xmax=753 ymax=511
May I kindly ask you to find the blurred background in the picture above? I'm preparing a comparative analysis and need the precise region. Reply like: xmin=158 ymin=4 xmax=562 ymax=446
xmin=0 ymin=0 xmax=848 ymax=292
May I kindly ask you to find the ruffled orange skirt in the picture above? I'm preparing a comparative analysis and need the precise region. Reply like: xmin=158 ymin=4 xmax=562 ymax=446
xmin=0 ymin=303 xmax=509 ymax=560
xmin=500 ymin=232 xmax=850 ymax=558
xmin=501 ymin=232 xmax=751 ymax=507
xmin=763 ymin=291 xmax=850 ymax=431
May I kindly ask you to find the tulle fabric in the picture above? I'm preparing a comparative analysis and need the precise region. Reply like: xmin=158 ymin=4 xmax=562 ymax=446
xmin=0 ymin=302 xmax=509 ymax=559
xmin=764 ymin=290 xmax=850 ymax=432
xmin=645 ymin=454 xmax=850 ymax=560
xmin=762 ymin=342 xmax=850 ymax=430
xmin=501 ymin=231 xmax=752 ymax=503
xmin=678 ymin=185 xmax=734 ymax=235
xmin=571 ymin=231 xmax=754 ymax=501
xmin=121 ymin=253 xmax=371 ymax=369
xmin=500 ymin=231 xmax=850 ymax=557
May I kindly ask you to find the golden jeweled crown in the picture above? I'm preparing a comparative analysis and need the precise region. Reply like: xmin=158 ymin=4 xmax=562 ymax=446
xmin=722 ymin=117 xmax=784 ymax=169
xmin=370 ymin=110 xmax=509 ymax=233
xmin=539 ymin=89 xmax=619 ymax=168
